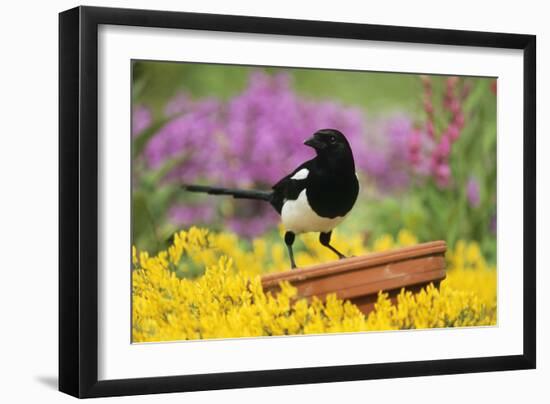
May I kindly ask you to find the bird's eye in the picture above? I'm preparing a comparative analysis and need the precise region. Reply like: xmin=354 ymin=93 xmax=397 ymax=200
xmin=329 ymin=136 xmax=337 ymax=144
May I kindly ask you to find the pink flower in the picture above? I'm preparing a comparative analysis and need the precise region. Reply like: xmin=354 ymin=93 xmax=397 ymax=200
xmin=434 ymin=135 xmax=451 ymax=160
xmin=424 ymin=99 xmax=434 ymax=116
xmin=408 ymin=130 xmax=422 ymax=165
xmin=447 ymin=124 xmax=460 ymax=142
xmin=449 ymin=99 xmax=461 ymax=114
xmin=434 ymin=164 xmax=451 ymax=188
xmin=467 ymin=177 xmax=481 ymax=207
xmin=446 ymin=76 xmax=459 ymax=88
xmin=454 ymin=112 xmax=465 ymax=129
xmin=426 ymin=121 xmax=435 ymax=138
xmin=420 ymin=75 xmax=432 ymax=89
xmin=461 ymin=81 xmax=472 ymax=100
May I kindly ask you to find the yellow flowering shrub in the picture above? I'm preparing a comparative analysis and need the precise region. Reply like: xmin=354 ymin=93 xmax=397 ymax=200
xmin=132 ymin=227 xmax=496 ymax=342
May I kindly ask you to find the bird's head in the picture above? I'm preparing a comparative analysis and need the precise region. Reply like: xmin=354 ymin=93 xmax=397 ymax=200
xmin=304 ymin=129 xmax=353 ymax=158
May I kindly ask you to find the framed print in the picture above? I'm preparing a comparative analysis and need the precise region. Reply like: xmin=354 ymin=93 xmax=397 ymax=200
xmin=59 ymin=6 xmax=536 ymax=398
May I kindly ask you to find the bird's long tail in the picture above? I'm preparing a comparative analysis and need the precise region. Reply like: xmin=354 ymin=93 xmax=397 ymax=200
xmin=183 ymin=184 xmax=273 ymax=202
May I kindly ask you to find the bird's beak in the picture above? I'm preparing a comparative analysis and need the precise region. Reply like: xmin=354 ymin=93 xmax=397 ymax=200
xmin=304 ymin=136 xmax=326 ymax=150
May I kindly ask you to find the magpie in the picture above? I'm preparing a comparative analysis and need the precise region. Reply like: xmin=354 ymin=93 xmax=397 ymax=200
xmin=183 ymin=129 xmax=360 ymax=269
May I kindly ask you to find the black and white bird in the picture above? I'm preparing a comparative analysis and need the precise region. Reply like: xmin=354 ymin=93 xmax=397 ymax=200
xmin=183 ymin=129 xmax=360 ymax=269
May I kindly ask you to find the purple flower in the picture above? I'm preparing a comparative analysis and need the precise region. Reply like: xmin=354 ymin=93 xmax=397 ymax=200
xmin=467 ymin=177 xmax=481 ymax=207
xmin=164 ymin=93 xmax=191 ymax=117
xmin=144 ymin=98 xmax=223 ymax=182
xmin=225 ymin=205 xmax=280 ymax=237
xmin=140 ymin=70 xmax=437 ymax=236
xmin=221 ymin=71 xmax=367 ymax=185
xmin=363 ymin=116 xmax=417 ymax=190
xmin=169 ymin=204 xmax=215 ymax=226
xmin=132 ymin=105 xmax=152 ymax=137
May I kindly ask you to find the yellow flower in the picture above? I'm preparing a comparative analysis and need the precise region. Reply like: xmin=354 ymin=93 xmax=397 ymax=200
xmin=397 ymin=229 xmax=418 ymax=247
xmin=373 ymin=234 xmax=394 ymax=252
xmin=132 ymin=228 xmax=497 ymax=342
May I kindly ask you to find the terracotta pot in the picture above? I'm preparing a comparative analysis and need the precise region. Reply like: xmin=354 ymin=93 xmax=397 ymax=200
xmin=261 ymin=241 xmax=447 ymax=315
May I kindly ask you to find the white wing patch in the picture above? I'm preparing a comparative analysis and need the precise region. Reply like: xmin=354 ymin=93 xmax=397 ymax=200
xmin=290 ymin=168 xmax=309 ymax=180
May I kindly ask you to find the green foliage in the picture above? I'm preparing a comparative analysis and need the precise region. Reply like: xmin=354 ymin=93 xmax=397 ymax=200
xmin=361 ymin=78 xmax=497 ymax=261
xmin=131 ymin=62 xmax=497 ymax=263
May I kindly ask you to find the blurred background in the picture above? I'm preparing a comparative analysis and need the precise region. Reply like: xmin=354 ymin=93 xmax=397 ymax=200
xmin=132 ymin=61 xmax=497 ymax=268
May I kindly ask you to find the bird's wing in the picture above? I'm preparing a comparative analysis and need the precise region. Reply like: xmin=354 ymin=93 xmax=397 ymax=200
xmin=271 ymin=161 xmax=313 ymax=213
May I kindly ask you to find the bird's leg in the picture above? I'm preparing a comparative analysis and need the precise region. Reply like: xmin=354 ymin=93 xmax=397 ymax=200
xmin=284 ymin=231 xmax=297 ymax=269
xmin=319 ymin=231 xmax=346 ymax=259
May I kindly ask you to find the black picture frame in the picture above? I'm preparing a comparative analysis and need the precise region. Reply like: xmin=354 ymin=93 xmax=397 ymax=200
xmin=59 ymin=5 xmax=536 ymax=398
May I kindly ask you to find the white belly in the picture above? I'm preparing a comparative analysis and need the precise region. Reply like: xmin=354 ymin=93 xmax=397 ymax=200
xmin=281 ymin=189 xmax=346 ymax=234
